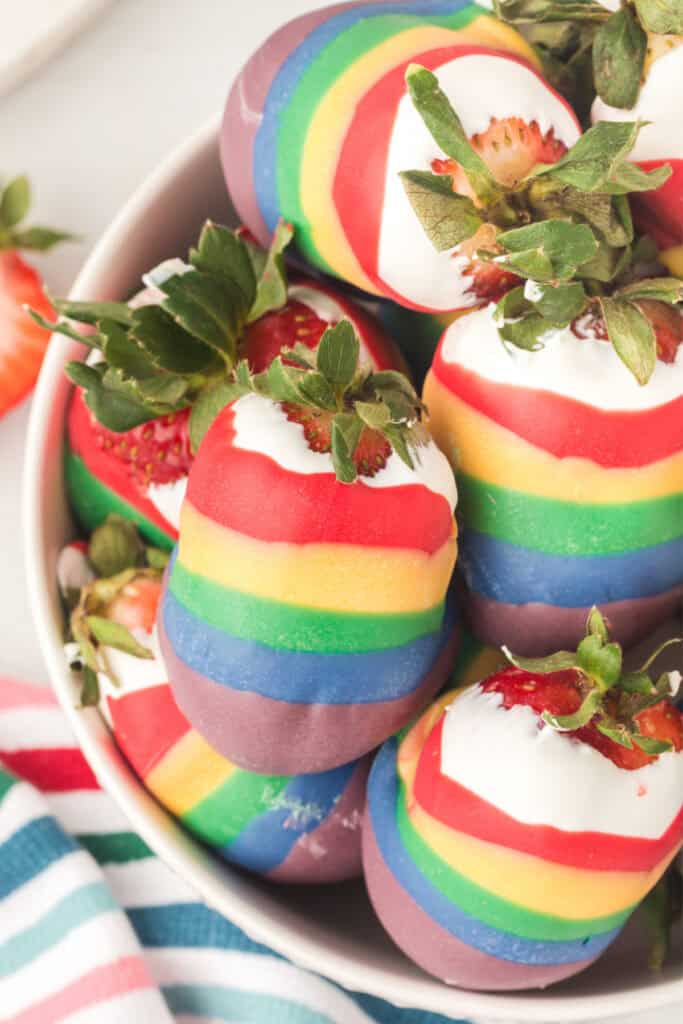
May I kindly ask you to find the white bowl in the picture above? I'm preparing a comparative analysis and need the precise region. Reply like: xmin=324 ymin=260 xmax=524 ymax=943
xmin=24 ymin=115 xmax=683 ymax=1023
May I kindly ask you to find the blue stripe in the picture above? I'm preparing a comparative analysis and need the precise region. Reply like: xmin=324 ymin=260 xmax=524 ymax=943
xmin=0 ymin=881 xmax=116 ymax=975
xmin=253 ymin=0 xmax=472 ymax=231
xmin=128 ymin=903 xmax=278 ymax=956
xmin=164 ymin=983 xmax=336 ymax=1023
xmin=367 ymin=741 xmax=622 ymax=966
xmin=459 ymin=531 xmax=683 ymax=606
xmin=224 ymin=761 xmax=356 ymax=873
xmin=162 ymin=590 xmax=454 ymax=704
xmin=0 ymin=817 xmax=77 ymax=898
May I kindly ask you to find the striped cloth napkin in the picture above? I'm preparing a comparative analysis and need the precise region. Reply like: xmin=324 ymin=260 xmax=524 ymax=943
xmin=0 ymin=677 xmax=459 ymax=1024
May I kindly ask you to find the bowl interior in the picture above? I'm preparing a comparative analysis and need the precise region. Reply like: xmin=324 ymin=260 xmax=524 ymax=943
xmin=24 ymin=115 xmax=683 ymax=1023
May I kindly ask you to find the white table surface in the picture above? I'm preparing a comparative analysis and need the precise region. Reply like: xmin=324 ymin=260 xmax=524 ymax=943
xmin=0 ymin=3 xmax=679 ymax=1020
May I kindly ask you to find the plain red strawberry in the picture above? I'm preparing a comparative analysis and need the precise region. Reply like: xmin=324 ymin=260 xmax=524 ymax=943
xmin=243 ymin=300 xmax=329 ymax=372
xmin=282 ymin=403 xmax=392 ymax=477
xmin=0 ymin=250 xmax=54 ymax=417
xmin=482 ymin=666 xmax=683 ymax=770
xmin=432 ymin=118 xmax=567 ymax=303
xmin=107 ymin=576 xmax=162 ymax=633
xmin=91 ymin=406 xmax=193 ymax=487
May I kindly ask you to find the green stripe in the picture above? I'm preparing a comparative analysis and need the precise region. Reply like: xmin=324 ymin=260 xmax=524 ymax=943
xmin=0 ymin=769 xmax=17 ymax=802
xmin=182 ymin=769 xmax=289 ymax=847
xmin=0 ymin=882 xmax=116 ymax=975
xmin=396 ymin=783 xmax=634 ymax=942
xmin=77 ymin=831 xmax=152 ymax=865
xmin=170 ymin=559 xmax=444 ymax=654
xmin=458 ymin=473 xmax=683 ymax=556
xmin=278 ymin=7 xmax=480 ymax=272
xmin=64 ymin=449 xmax=174 ymax=551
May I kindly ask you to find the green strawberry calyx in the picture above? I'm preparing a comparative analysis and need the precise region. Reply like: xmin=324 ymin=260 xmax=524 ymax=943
xmin=30 ymin=220 xmax=293 ymax=450
xmin=503 ymin=606 xmax=682 ymax=752
xmin=492 ymin=0 xmax=683 ymax=113
xmin=224 ymin=319 xmax=429 ymax=485
xmin=65 ymin=516 xmax=168 ymax=707
xmin=0 ymin=175 xmax=74 ymax=253
xmin=401 ymin=63 xmax=683 ymax=384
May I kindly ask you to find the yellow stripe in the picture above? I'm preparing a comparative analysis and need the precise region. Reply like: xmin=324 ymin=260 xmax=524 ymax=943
xmin=302 ymin=18 xmax=537 ymax=294
xmin=179 ymin=502 xmax=458 ymax=614
xmin=424 ymin=371 xmax=683 ymax=502
xmin=396 ymin=689 xmax=676 ymax=919
xmin=146 ymin=730 xmax=236 ymax=816
xmin=660 ymin=244 xmax=683 ymax=278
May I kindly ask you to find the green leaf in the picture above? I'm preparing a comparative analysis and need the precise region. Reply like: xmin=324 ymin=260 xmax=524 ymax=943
xmin=502 ymin=648 xmax=578 ymax=674
xmin=146 ymin=547 xmax=170 ymax=571
xmin=577 ymin=634 xmax=623 ymax=688
xmin=247 ymin=220 xmax=293 ymax=323
xmin=493 ymin=0 xmax=608 ymax=22
xmin=635 ymin=0 xmax=683 ymax=34
xmin=618 ymin=277 xmax=683 ymax=305
xmin=30 ymin=310 xmax=98 ymax=347
xmin=65 ymin=363 xmax=156 ymax=431
xmin=632 ymin=734 xmax=674 ymax=755
xmin=527 ymin=280 xmax=587 ymax=325
xmin=316 ymin=320 xmax=360 ymax=393
xmin=539 ymin=121 xmax=657 ymax=194
xmin=527 ymin=179 xmax=634 ymax=247
xmin=637 ymin=637 xmax=683 ymax=674
xmin=135 ymin=376 xmax=188 ymax=408
xmin=496 ymin=220 xmax=598 ymax=281
xmin=331 ymin=413 xmax=359 ymax=484
xmin=384 ymin=423 xmax=415 ymax=470
xmin=100 ymin=319 xmax=158 ymax=381
xmin=592 ymin=8 xmax=647 ymax=110
xmin=161 ymin=269 xmax=246 ymax=363
xmin=641 ymin=871 xmax=681 ymax=973
xmin=256 ymin=357 xmax=305 ymax=403
xmin=599 ymin=296 xmax=657 ymax=385
xmin=189 ymin=380 xmax=246 ymax=454
xmin=53 ymin=298 xmax=134 ymax=327
xmin=297 ymin=372 xmax=337 ymax=411
xmin=85 ymin=617 xmax=154 ymax=659
xmin=543 ymin=686 xmax=602 ymax=731
xmin=604 ymin=159 xmax=671 ymax=195
xmin=620 ymin=671 xmax=655 ymax=695
xmin=596 ymin=720 xmax=634 ymax=748
xmin=355 ymin=399 xmax=391 ymax=431
xmin=0 ymin=175 xmax=30 ymax=228
xmin=586 ymin=606 xmax=609 ymax=643
xmin=189 ymin=221 xmax=256 ymax=310
xmin=494 ymin=286 xmax=548 ymax=351
xmin=88 ymin=515 xmax=146 ymax=578
xmin=399 ymin=170 xmax=483 ymax=251
xmin=132 ymin=305 xmax=219 ymax=374
xmin=11 ymin=227 xmax=75 ymax=251
xmin=80 ymin=665 xmax=100 ymax=708
xmin=405 ymin=64 xmax=499 ymax=204
xmin=575 ymin=240 xmax=632 ymax=283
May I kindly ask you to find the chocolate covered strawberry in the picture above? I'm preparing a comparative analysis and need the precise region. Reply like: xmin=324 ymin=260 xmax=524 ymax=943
xmin=159 ymin=321 xmax=460 ymax=775
xmin=363 ymin=608 xmax=683 ymax=990
xmin=0 ymin=176 xmax=71 ymax=418
xmin=63 ymin=519 xmax=370 ymax=884
xmin=222 ymin=0 xmax=580 ymax=313
xmin=40 ymin=222 xmax=404 ymax=548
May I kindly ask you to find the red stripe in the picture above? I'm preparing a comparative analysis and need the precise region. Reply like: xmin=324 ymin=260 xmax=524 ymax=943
xmin=432 ymin=344 xmax=683 ymax=467
xmin=413 ymin=717 xmax=683 ymax=872
xmin=187 ymin=404 xmax=454 ymax=552
xmin=333 ymin=46 xmax=580 ymax=313
xmin=67 ymin=389 xmax=179 ymax=540
xmin=107 ymin=684 xmax=190 ymax=779
xmin=0 ymin=748 xmax=99 ymax=792
xmin=632 ymin=159 xmax=683 ymax=250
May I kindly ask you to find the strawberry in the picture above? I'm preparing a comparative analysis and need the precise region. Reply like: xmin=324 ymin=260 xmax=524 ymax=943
xmin=0 ymin=177 xmax=71 ymax=418
xmin=282 ymin=403 xmax=391 ymax=477
xmin=107 ymin=576 xmax=163 ymax=634
xmin=89 ymin=408 xmax=193 ymax=488
xmin=572 ymin=299 xmax=683 ymax=365
xmin=500 ymin=607 xmax=683 ymax=770
xmin=433 ymin=118 xmax=567 ymax=197
xmin=44 ymin=221 xmax=404 ymax=546
xmin=243 ymin=300 xmax=328 ymax=372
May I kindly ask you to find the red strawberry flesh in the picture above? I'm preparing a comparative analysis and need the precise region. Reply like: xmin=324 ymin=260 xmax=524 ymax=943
xmin=91 ymin=407 xmax=193 ymax=487
xmin=0 ymin=251 xmax=55 ymax=418
xmin=243 ymin=300 xmax=330 ymax=373
xmin=282 ymin=403 xmax=392 ymax=478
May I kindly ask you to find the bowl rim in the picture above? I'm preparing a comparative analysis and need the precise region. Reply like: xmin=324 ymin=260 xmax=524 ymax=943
xmin=23 ymin=113 xmax=683 ymax=1023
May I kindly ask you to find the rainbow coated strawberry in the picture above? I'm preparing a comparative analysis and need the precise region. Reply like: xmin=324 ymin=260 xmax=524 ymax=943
xmin=159 ymin=322 xmax=460 ymax=774
xmin=62 ymin=525 xmax=370 ymax=884
xmin=363 ymin=609 xmax=683 ymax=990
xmin=42 ymin=222 xmax=403 ymax=549
xmin=222 ymin=0 xmax=581 ymax=312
